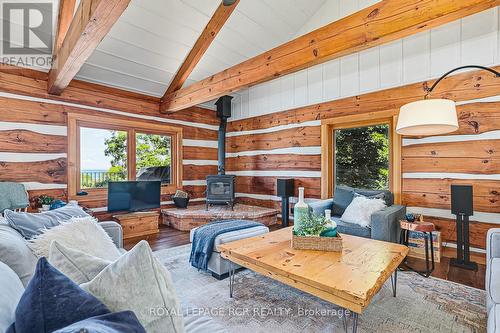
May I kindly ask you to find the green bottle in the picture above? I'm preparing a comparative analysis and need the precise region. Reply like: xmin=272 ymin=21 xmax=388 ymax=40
xmin=293 ymin=187 xmax=309 ymax=233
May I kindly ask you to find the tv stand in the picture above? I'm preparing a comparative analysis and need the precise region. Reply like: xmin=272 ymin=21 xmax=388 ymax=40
xmin=113 ymin=211 xmax=159 ymax=240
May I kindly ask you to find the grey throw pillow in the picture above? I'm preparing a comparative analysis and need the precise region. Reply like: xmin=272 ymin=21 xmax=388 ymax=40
xmin=0 ymin=224 xmax=37 ymax=286
xmin=48 ymin=241 xmax=112 ymax=284
xmin=4 ymin=205 xmax=89 ymax=239
xmin=332 ymin=186 xmax=354 ymax=216
xmin=81 ymin=241 xmax=185 ymax=333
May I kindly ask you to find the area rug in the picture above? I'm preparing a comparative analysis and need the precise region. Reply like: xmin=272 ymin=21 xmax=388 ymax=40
xmin=154 ymin=245 xmax=487 ymax=333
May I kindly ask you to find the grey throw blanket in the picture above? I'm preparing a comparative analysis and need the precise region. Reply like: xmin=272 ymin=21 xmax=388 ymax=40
xmin=0 ymin=182 xmax=29 ymax=213
xmin=189 ymin=219 xmax=263 ymax=271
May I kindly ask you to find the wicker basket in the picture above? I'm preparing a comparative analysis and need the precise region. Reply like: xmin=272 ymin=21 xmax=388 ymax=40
xmin=291 ymin=232 xmax=343 ymax=252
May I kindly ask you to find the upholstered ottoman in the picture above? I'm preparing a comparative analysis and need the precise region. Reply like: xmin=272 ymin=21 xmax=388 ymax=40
xmin=190 ymin=224 xmax=269 ymax=279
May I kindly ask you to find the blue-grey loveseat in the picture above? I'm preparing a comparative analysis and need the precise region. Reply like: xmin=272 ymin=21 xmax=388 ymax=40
xmin=309 ymin=186 xmax=406 ymax=243
xmin=487 ymin=229 xmax=500 ymax=333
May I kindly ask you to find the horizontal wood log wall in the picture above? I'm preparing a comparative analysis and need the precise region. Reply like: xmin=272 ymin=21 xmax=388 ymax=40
xmin=0 ymin=68 xmax=217 ymax=217
xmin=227 ymin=66 xmax=500 ymax=251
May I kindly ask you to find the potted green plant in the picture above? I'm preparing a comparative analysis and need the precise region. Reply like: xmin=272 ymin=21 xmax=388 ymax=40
xmin=292 ymin=212 xmax=342 ymax=252
xmin=294 ymin=212 xmax=329 ymax=237
xmin=38 ymin=195 xmax=54 ymax=211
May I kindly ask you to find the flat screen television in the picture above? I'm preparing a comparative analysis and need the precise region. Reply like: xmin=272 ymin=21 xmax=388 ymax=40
xmin=107 ymin=181 xmax=161 ymax=212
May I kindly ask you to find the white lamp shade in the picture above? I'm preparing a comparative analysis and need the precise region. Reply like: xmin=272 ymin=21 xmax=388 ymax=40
xmin=397 ymin=99 xmax=459 ymax=136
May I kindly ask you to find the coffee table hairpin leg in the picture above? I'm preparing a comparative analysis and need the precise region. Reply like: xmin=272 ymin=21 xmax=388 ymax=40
xmin=228 ymin=261 xmax=236 ymax=298
xmin=390 ymin=269 xmax=398 ymax=297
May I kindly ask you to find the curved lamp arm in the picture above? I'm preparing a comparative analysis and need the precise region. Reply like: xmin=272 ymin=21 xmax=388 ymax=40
xmin=425 ymin=65 xmax=500 ymax=98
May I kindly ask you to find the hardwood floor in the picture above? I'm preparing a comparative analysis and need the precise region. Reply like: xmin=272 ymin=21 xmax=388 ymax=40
xmin=125 ymin=224 xmax=486 ymax=290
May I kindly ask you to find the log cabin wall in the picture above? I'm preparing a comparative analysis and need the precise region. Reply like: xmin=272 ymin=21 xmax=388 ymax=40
xmin=226 ymin=67 xmax=500 ymax=253
xmin=0 ymin=67 xmax=217 ymax=220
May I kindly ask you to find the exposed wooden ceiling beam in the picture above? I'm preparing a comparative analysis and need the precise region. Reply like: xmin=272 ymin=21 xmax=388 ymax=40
xmin=160 ymin=0 xmax=499 ymax=113
xmin=53 ymin=0 xmax=77 ymax=54
xmin=48 ymin=0 xmax=131 ymax=95
xmin=161 ymin=0 xmax=239 ymax=102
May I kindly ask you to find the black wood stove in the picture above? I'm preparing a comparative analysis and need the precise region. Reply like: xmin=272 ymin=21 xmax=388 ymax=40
xmin=206 ymin=95 xmax=235 ymax=210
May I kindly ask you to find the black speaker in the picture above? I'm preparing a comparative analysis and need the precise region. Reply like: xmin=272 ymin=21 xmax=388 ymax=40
xmin=277 ymin=179 xmax=294 ymax=197
xmin=451 ymin=185 xmax=473 ymax=216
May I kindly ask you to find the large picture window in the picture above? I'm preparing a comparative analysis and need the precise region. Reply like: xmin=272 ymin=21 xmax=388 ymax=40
xmin=68 ymin=113 xmax=182 ymax=199
xmin=334 ymin=124 xmax=390 ymax=190
xmin=320 ymin=113 xmax=401 ymax=203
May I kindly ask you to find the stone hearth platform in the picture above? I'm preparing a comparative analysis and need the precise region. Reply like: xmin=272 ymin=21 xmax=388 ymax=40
xmin=161 ymin=204 xmax=279 ymax=231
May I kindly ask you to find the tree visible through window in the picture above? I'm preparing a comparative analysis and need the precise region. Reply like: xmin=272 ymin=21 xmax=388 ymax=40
xmin=334 ymin=124 xmax=389 ymax=190
xmin=80 ymin=129 xmax=173 ymax=188
xmin=80 ymin=128 xmax=127 ymax=189
xmin=135 ymin=133 xmax=172 ymax=184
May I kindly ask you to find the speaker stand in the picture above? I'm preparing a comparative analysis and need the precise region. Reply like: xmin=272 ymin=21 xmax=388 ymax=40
xmin=450 ymin=214 xmax=478 ymax=271
xmin=280 ymin=196 xmax=290 ymax=227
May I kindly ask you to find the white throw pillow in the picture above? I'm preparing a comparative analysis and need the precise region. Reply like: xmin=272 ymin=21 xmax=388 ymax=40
xmin=340 ymin=196 xmax=387 ymax=228
xmin=48 ymin=240 xmax=112 ymax=284
xmin=81 ymin=241 xmax=185 ymax=333
xmin=29 ymin=217 xmax=121 ymax=260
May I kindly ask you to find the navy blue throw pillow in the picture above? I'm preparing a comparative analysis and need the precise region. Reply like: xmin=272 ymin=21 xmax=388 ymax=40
xmin=53 ymin=311 xmax=146 ymax=333
xmin=7 ymin=258 xmax=110 ymax=333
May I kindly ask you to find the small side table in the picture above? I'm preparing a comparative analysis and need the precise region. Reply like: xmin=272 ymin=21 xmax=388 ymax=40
xmin=399 ymin=220 xmax=436 ymax=277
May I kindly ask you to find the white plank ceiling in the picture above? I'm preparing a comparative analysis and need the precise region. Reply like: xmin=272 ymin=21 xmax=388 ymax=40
xmin=74 ymin=0 xmax=327 ymax=97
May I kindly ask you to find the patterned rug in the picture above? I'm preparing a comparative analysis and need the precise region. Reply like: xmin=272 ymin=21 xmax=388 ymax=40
xmin=154 ymin=245 xmax=487 ymax=333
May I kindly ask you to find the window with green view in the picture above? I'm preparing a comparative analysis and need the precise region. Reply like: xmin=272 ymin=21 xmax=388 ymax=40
xmin=334 ymin=124 xmax=390 ymax=190
xmin=135 ymin=133 xmax=172 ymax=184
xmin=80 ymin=127 xmax=128 ymax=189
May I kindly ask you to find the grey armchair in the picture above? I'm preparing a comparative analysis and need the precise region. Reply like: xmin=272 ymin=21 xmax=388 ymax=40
xmin=309 ymin=186 xmax=406 ymax=243
xmin=487 ymin=228 xmax=500 ymax=333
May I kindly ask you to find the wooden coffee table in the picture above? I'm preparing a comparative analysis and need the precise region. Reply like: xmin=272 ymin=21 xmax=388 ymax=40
xmin=219 ymin=227 xmax=408 ymax=333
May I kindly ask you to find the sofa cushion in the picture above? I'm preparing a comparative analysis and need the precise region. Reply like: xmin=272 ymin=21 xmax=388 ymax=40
xmin=332 ymin=186 xmax=355 ymax=216
xmin=7 ymin=258 xmax=110 ymax=333
xmin=0 ymin=223 xmax=37 ymax=286
xmin=333 ymin=216 xmax=371 ymax=239
xmin=190 ymin=225 xmax=269 ymax=253
xmin=0 ymin=261 xmax=24 ymax=333
xmin=81 ymin=241 xmax=185 ymax=333
xmin=487 ymin=258 xmax=500 ymax=312
xmin=53 ymin=311 xmax=146 ymax=333
xmin=5 ymin=204 xmax=89 ymax=239
xmin=29 ymin=217 xmax=122 ymax=260
xmin=49 ymin=241 xmax=112 ymax=284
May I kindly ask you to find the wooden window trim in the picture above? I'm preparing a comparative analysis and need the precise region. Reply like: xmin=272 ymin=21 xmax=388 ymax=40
xmin=67 ymin=113 xmax=183 ymax=202
xmin=320 ymin=110 xmax=401 ymax=204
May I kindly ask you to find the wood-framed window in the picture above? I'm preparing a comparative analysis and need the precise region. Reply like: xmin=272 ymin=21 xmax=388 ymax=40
xmin=321 ymin=111 xmax=402 ymax=204
xmin=67 ymin=113 xmax=183 ymax=201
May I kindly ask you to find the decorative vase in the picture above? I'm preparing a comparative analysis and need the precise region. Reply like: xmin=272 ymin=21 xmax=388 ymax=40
xmin=321 ymin=209 xmax=337 ymax=237
xmin=293 ymin=187 xmax=309 ymax=233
